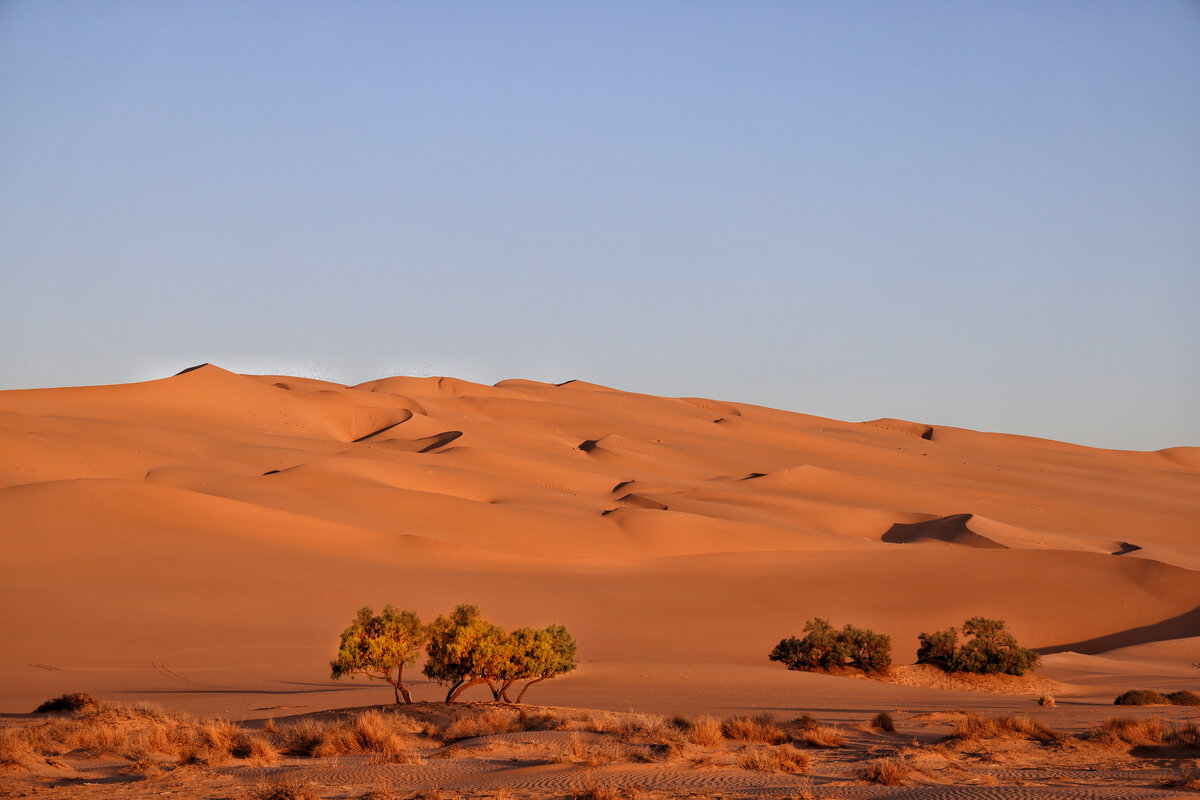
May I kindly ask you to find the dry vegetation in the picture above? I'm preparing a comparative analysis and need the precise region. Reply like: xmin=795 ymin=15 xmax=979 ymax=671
xmin=5 ymin=698 xmax=1200 ymax=798
xmin=870 ymin=711 xmax=895 ymax=732
xmin=856 ymin=757 xmax=913 ymax=785
xmin=1088 ymin=717 xmax=1200 ymax=749
xmin=942 ymin=712 xmax=1061 ymax=743
xmin=737 ymin=744 xmax=810 ymax=773
xmin=789 ymin=714 xmax=848 ymax=748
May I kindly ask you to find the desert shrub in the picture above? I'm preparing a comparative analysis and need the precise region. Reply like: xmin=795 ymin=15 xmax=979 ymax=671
xmin=916 ymin=628 xmax=958 ymax=668
xmin=857 ymin=758 xmax=911 ymax=785
xmin=1166 ymin=691 xmax=1200 ymax=706
xmin=738 ymin=744 xmax=809 ymax=773
xmin=686 ymin=715 xmax=723 ymax=747
xmin=841 ymin=625 xmax=892 ymax=672
xmin=943 ymin=714 xmax=1058 ymax=743
xmin=770 ymin=618 xmax=891 ymax=673
xmin=871 ymin=712 xmax=895 ymax=732
xmin=1090 ymin=717 xmax=1169 ymax=747
xmin=273 ymin=719 xmax=329 ymax=756
xmin=34 ymin=693 xmax=99 ymax=714
xmin=920 ymin=618 xmax=1038 ymax=676
xmin=792 ymin=723 xmax=846 ymax=748
xmin=1038 ymin=695 xmax=1055 ymax=707
xmin=1115 ymin=689 xmax=1171 ymax=706
xmin=722 ymin=715 xmax=787 ymax=744
xmin=241 ymin=774 xmax=322 ymax=800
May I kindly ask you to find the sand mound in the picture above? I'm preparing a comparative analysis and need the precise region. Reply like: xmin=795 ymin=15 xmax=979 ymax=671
xmin=1 ymin=364 xmax=1197 ymax=716
xmin=863 ymin=417 xmax=934 ymax=440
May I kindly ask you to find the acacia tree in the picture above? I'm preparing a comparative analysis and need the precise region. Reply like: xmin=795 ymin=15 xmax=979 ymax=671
xmin=423 ymin=605 xmax=512 ymax=703
xmin=917 ymin=617 xmax=1038 ymax=676
xmin=497 ymin=624 xmax=578 ymax=704
xmin=953 ymin=617 xmax=1039 ymax=675
xmin=330 ymin=605 xmax=426 ymax=704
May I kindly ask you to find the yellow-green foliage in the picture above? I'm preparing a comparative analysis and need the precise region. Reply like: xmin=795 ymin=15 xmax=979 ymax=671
xmin=330 ymin=606 xmax=426 ymax=704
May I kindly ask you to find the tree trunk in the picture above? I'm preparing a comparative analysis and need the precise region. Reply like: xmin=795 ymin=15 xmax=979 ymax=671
xmin=447 ymin=677 xmax=487 ymax=703
xmin=486 ymin=679 xmax=501 ymax=701
xmin=515 ymin=677 xmax=545 ymax=704
xmin=444 ymin=679 xmax=465 ymax=704
xmin=390 ymin=665 xmax=414 ymax=704
xmin=499 ymin=679 xmax=516 ymax=703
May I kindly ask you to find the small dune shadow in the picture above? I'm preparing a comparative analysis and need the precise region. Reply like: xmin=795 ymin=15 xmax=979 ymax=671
xmin=881 ymin=514 xmax=1007 ymax=549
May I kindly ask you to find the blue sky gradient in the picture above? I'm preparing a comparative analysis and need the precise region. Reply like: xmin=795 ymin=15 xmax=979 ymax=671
xmin=2 ymin=1 xmax=1197 ymax=449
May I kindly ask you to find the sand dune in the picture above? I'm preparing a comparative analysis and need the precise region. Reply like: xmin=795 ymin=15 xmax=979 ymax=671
xmin=1 ymin=365 xmax=1197 ymax=716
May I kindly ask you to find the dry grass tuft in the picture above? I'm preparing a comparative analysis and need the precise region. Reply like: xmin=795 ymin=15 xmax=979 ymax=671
xmin=554 ymin=733 xmax=635 ymax=767
xmin=1090 ymin=717 xmax=1170 ymax=748
xmin=439 ymin=706 xmax=519 ymax=741
xmin=241 ymin=773 xmax=322 ymax=800
xmin=1038 ymin=695 xmax=1056 ymax=707
xmin=793 ymin=722 xmax=847 ymax=748
xmin=723 ymin=715 xmax=788 ymax=744
xmin=943 ymin=713 xmax=1059 ymax=743
xmin=274 ymin=719 xmax=329 ymax=757
xmin=871 ymin=712 xmax=895 ymax=732
xmin=0 ymin=728 xmax=38 ymax=771
xmin=687 ymin=715 xmax=724 ymax=748
xmin=738 ymin=744 xmax=810 ymax=774
xmin=857 ymin=757 xmax=912 ymax=785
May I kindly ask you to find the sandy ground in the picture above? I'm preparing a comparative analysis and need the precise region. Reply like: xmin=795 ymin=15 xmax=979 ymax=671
xmin=0 ymin=365 xmax=1196 ymax=798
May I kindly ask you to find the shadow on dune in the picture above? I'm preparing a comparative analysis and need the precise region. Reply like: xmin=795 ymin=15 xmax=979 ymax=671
xmin=881 ymin=513 xmax=1008 ymax=549
xmin=1039 ymin=604 xmax=1200 ymax=655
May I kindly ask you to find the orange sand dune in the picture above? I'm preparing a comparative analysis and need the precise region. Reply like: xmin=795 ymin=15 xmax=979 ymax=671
xmin=1 ymin=365 xmax=1197 ymax=715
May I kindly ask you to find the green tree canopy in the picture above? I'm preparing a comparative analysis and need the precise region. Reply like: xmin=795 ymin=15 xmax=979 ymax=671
xmin=498 ymin=624 xmax=578 ymax=703
xmin=423 ymin=604 xmax=512 ymax=703
xmin=330 ymin=605 xmax=426 ymax=704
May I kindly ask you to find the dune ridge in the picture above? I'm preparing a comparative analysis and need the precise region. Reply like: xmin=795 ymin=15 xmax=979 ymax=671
xmin=1 ymin=365 xmax=1197 ymax=715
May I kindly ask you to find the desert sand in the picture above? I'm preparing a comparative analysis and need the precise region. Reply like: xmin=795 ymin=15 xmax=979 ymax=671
xmin=1 ymin=365 xmax=1197 ymax=797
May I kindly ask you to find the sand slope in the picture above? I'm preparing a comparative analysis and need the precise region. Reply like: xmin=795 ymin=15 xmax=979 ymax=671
xmin=1 ymin=365 xmax=1197 ymax=714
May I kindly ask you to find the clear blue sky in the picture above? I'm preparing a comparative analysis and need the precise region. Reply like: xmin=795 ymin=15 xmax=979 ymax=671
xmin=2 ymin=1 xmax=1197 ymax=450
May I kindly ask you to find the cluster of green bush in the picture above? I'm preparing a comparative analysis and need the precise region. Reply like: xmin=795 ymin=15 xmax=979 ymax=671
xmin=331 ymin=604 xmax=576 ymax=705
xmin=916 ymin=617 xmax=1039 ymax=676
xmin=1113 ymin=689 xmax=1200 ymax=706
xmin=770 ymin=616 xmax=1039 ymax=677
xmin=768 ymin=618 xmax=892 ymax=673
